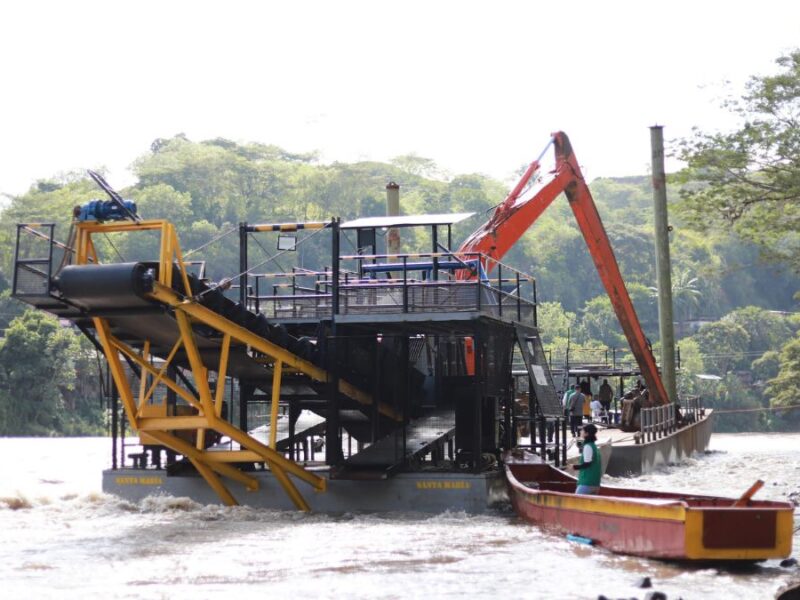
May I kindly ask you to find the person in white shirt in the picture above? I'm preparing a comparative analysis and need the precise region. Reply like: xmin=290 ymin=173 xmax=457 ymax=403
xmin=590 ymin=397 xmax=604 ymax=422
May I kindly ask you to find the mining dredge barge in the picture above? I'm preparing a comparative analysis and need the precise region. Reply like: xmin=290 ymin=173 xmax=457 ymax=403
xmin=12 ymin=133 xmax=684 ymax=512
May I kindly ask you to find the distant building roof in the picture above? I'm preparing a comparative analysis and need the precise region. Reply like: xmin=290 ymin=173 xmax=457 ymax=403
xmin=340 ymin=212 xmax=475 ymax=229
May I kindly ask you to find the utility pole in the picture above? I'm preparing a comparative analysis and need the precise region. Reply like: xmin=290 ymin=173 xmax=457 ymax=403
xmin=650 ymin=126 xmax=677 ymax=404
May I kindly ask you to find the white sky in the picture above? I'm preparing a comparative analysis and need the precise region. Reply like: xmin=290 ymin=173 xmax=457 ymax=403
xmin=1 ymin=0 xmax=798 ymax=197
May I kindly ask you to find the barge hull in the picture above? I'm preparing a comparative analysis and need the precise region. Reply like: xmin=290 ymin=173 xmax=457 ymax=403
xmin=103 ymin=469 xmax=506 ymax=513
xmin=606 ymin=412 xmax=713 ymax=477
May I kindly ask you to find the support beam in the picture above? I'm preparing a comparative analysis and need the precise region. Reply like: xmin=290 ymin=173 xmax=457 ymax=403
xmin=93 ymin=318 xmax=139 ymax=429
xmin=144 ymin=430 xmax=258 ymax=493
xmin=110 ymin=337 xmax=202 ymax=411
xmin=270 ymin=361 xmax=283 ymax=449
xmin=189 ymin=458 xmax=237 ymax=506
xmin=148 ymin=283 xmax=401 ymax=420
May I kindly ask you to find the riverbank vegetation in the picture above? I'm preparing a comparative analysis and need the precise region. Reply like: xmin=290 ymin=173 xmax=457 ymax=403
xmin=0 ymin=51 xmax=798 ymax=436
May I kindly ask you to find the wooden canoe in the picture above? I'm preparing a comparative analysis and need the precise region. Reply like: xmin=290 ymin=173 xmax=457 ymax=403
xmin=504 ymin=452 xmax=794 ymax=561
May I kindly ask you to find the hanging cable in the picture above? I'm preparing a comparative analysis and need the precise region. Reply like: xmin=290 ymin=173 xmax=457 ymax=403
xmin=183 ymin=225 xmax=238 ymax=258
xmin=102 ymin=233 xmax=126 ymax=263
xmin=193 ymin=224 xmax=330 ymax=300
xmin=250 ymin=232 xmax=286 ymax=274
xmin=711 ymin=404 xmax=800 ymax=415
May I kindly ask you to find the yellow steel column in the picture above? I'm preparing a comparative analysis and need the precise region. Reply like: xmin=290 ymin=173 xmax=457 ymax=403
xmin=143 ymin=431 xmax=259 ymax=490
xmin=137 ymin=341 xmax=151 ymax=414
xmin=214 ymin=334 xmax=231 ymax=418
xmin=174 ymin=310 xmax=214 ymax=416
xmin=189 ymin=458 xmax=237 ymax=506
xmin=141 ymin=338 xmax=183 ymax=406
xmin=170 ymin=225 xmax=193 ymax=296
xmin=159 ymin=223 xmax=170 ymax=287
xmin=93 ymin=318 xmax=139 ymax=429
xmin=209 ymin=418 xmax=325 ymax=491
xmin=110 ymin=338 xmax=202 ymax=411
xmin=269 ymin=360 xmax=283 ymax=449
xmin=76 ymin=228 xmax=87 ymax=265
xmin=269 ymin=461 xmax=311 ymax=512
xmin=195 ymin=365 xmax=210 ymax=451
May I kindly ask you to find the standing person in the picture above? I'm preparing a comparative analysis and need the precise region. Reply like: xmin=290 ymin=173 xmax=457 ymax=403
xmin=572 ymin=424 xmax=602 ymax=494
xmin=599 ymin=378 xmax=613 ymax=415
xmin=590 ymin=396 xmax=603 ymax=422
xmin=568 ymin=386 xmax=583 ymax=437
xmin=562 ymin=384 xmax=575 ymax=417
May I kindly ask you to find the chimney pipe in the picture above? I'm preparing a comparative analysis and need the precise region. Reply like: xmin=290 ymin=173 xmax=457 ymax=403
xmin=386 ymin=181 xmax=400 ymax=256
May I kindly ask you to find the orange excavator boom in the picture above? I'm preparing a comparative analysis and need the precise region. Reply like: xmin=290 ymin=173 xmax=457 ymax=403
xmin=458 ymin=131 xmax=669 ymax=406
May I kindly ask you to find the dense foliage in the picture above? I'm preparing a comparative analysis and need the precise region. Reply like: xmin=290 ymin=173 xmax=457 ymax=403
xmin=674 ymin=50 xmax=800 ymax=431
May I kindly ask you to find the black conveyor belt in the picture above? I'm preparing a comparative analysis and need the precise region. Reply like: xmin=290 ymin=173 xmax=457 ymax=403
xmin=56 ymin=263 xmax=156 ymax=311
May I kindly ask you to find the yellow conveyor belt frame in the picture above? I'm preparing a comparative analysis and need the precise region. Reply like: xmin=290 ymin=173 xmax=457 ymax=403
xmin=75 ymin=219 xmax=396 ymax=510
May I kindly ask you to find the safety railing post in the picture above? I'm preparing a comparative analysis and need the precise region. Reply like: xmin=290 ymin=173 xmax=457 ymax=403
xmin=537 ymin=417 xmax=546 ymax=461
xmin=331 ymin=219 xmax=340 ymax=316
xmin=642 ymin=408 xmax=649 ymax=442
xmin=497 ymin=262 xmax=503 ymax=317
xmin=12 ymin=224 xmax=22 ymax=296
xmin=343 ymin=272 xmax=349 ymax=315
xmin=655 ymin=406 xmax=660 ymax=439
xmin=238 ymin=223 xmax=248 ymax=308
xmin=476 ymin=261 xmax=482 ymax=312
xmin=46 ymin=224 xmax=55 ymax=286
xmin=402 ymin=256 xmax=408 ymax=313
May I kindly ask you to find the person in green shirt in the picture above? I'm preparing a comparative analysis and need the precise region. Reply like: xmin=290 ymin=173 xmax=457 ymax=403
xmin=572 ymin=423 xmax=602 ymax=494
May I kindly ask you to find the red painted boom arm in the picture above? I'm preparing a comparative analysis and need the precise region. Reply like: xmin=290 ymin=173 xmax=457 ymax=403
xmin=458 ymin=131 xmax=668 ymax=405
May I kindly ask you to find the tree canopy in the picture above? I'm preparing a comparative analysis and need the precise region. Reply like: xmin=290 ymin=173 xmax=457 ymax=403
xmin=676 ymin=50 xmax=800 ymax=270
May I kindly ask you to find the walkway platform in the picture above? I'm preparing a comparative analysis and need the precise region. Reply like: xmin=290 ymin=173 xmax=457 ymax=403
xmin=340 ymin=410 xmax=455 ymax=477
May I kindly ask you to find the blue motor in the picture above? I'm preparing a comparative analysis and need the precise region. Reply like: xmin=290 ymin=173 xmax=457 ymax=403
xmin=77 ymin=199 xmax=138 ymax=222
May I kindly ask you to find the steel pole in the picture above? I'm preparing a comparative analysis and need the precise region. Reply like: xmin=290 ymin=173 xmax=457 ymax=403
xmin=650 ymin=126 xmax=677 ymax=404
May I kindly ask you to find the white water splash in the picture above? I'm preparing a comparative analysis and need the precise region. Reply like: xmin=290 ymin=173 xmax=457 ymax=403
xmin=0 ymin=435 xmax=797 ymax=599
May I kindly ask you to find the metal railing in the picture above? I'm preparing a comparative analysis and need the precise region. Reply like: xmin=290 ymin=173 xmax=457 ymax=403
xmin=245 ymin=250 xmax=539 ymax=323
xmin=638 ymin=396 xmax=705 ymax=443
xmin=682 ymin=395 xmax=703 ymax=424
xmin=639 ymin=403 xmax=677 ymax=443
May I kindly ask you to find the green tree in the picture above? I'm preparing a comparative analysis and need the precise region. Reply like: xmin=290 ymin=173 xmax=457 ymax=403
xmin=676 ymin=50 xmax=800 ymax=270
xmin=0 ymin=310 xmax=103 ymax=435
xmin=692 ymin=320 xmax=751 ymax=376
xmin=0 ymin=290 xmax=25 ymax=333
xmin=723 ymin=306 xmax=795 ymax=354
xmin=662 ymin=267 xmax=702 ymax=324
xmin=751 ymin=350 xmax=780 ymax=384
xmin=536 ymin=301 xmax=576 ymax=346
xmin=712 ymin=372 xmax=766 ymax=432
xmin=765 ymin=335 xmax=800 ymax=428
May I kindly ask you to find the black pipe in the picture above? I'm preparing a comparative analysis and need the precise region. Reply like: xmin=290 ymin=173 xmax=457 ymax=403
xmin=239 ymin=223 xmax=248 ymax=309
xmin=553 ymin=417 xmax=560 ymax=467
xmin=432 ymin=226 xmax=438 ymax=282
xmin=111 ymin=372 xmax=118 ymax=470
xmin=538 ymin=417 xmax=546 ymax=462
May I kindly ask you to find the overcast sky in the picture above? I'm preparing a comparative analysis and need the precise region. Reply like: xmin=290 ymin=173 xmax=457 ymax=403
xmin=1 ymin=1 xmax=798 ymax=198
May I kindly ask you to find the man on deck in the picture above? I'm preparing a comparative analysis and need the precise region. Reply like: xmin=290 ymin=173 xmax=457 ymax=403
xmin=572 ymin=424 xmax=602 ymax=494
xmin=599 ymin=378 xmax=613 ymax=415
xmin=568 ymin=387 xmax=584 ymax=437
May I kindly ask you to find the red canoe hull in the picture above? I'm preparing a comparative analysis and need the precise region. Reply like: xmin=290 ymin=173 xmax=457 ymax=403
xmin=505 ymin=456 xmax=793 ymax=561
